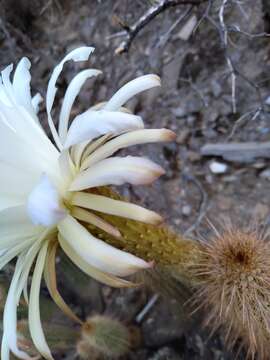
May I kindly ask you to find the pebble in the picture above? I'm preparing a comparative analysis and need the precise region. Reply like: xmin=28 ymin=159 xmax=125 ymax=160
xmin=209 ymin=161 xmax=228 ymax=174
xmin=265 ymin=96 xmax=270 ymax=106
xmin=254 ymin=203 xmax=269 ymax=220
xmin=172 ymin=107 xmax=186 ymax=118
xmin=260 ymin=168 xmax=270 ymax=180
xmin=182 ymin=205 xmax=192 ymax=216
xmin=148 ymin=347 xmax=183 ymax=360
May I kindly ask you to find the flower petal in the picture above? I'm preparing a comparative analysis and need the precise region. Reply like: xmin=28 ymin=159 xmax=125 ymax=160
xmin=0 ymin=205 xmax=41 ymax=238
xmin=0 ymin=237 xmax=36 ymax=270
xmin=71 ymin=192 xmax=162 ymax=224
xmin=64 ymin=110 xmax=144 ymax=148
xmin=0 ymin=106 xmax=60 ymax=182
xmin=58 ymin=68 xmax=102 ymax=142
xmin=13 ymin=57 xmax=37 ymax=119
xmin=46 ymin=46 xmax=94 ymax=150
xmin=71 ymin=206 xmax=121 ymax=238
xmin=29 ymin=241 xmax=53 ymax=360
xmin=69 ymin=156 xmax=165 ymax=191
xmin=58 ymin=233 xmax=138 ymax=288
xmin=81 ymin=128 xmax=176 ymax=169
xmin=104 ymin=74 xmax=161 ymax=111
xmin=58 ymin=215 xmax=151 ymax=277
xmin=44 ymin=241 xmax=83 ymax=324
xmin=3 ymin=255 xmax=33 ymax=360
xmin=31 ymin=93 xmax=43 ymax=114
xmin=1 ymin=332 xmax=10 ymax=360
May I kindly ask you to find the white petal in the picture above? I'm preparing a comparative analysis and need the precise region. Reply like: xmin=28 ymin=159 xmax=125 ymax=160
xmin=58 ymin=150 xmax=76 ymax=188
xmin=69 ymin=156 xmax=165 ymax=191
xmin=71 ymin=192 xmax=163 ymax=224
xmin=32 ymin=93 xmax=43 ymax=114
xmin=15 ymin=231 xmax=48 ymax=303
xmin=82 ymin=128 xmax=176 ymax=169
xmin=27 ymin=174 xmax=67 ymax=227
xmin=58 ymin=234 xmax=137 ymax=288
xmin=0 ymin=106 xmax=60 ymax=183
xmin=71 ymin=206 xmax=121 ymax=238
xmin=104 ymin=74 xmax=161 ymax=111
xmin=29 ymin=241 xmax=53 ymax=360
xmin=1 ymin=332 xmax=10 ymax=360
xmin=0 ymin=205 xmax=41 ymax=238
xmin=3 ymin=256 xmax=33 ymax=359
xmin=1 ymin=64 xmax=16 ymax=104
xmin=58 ymin=68 xmax=102 ymax=142
xmin=0 ymin=235 xmax=37 ymax=270
xmin=0 ymin=117 xmax=45 ymax=175
xmin=58 ymin=215 xmax=151 ymax=277
xmin=0 ymin=82 xmax=12 ymax=106
xmin=13 ymin=57 xmax=37 ymax=118
xmin=64 ymin=110 xmax=144 ymax=148
xmin=46 ymin=46 xmax=94 ymax=150
xmin=79 ymin=133 xmax=112 ymax=165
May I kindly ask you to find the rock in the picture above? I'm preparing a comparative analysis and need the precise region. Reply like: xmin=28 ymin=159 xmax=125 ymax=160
xmin=142 ymin=299 xmax=189 ymax=347
xmin=176 ymin=129 xmax=189 ymax=144
xmin=182 ymin=205 xmax=192 ymax=216
xmin=187 ymin=151 xmax=201 ymax=162
xmin=254 ymin=203 xmax=269 ymax=220
xmin=260 ymin=168 xmax=270 ymax=179
xmin=209 ymin=161 xmax=228 ymax=174
xmin=148 ymin=347 xmax=183 ymax=360
xmin=172 ymin=107 xmax=186 ymax=118
xmin=265 ymin=96 xmax=270 ymax=106
xmin=216 ymin=195 xmax=232 ymax=211
xmin=177 ymin=15 xmax=197 ymax=41
xmin=211 ymin=80 xmax=222 ymax=98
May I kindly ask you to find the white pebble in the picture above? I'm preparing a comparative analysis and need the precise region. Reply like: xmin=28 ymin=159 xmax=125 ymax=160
xmin=209 ymin=161 xmax=228 ymax=174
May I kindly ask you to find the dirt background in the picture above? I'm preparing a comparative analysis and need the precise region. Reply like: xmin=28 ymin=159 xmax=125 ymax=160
xmin=1 ymin=0 xmax=270 ymax=359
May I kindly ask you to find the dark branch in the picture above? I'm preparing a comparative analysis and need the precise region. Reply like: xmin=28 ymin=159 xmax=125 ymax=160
xmin=115 ymin=0 xmax=208 ymax=54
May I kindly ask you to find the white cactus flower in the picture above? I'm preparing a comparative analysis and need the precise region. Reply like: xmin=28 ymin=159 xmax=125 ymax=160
xmin=0 ymin=46 xmax=175 ymax=359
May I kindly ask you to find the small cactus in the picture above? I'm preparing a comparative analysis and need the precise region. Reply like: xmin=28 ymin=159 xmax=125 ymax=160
xmin=79 ymin=315 xmax=131 ymax=359
xmin=76 ymin=339 xmax=101 ymax=360
xmin=194 ymin=224 xmax=270 ymax=359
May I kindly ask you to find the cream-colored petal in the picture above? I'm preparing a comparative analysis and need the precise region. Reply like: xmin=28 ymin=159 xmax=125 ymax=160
xmin=1 ymin=332 xmax=10 ymax=360
xmin=0 ymin=237 xmax=36 ymax=271
xmin=81 ymin=128 xmax=176 ymax=169
xmin=0 ymin=205 xmax=41 ymax=238
xmin=46 ymin=47 xmax=94 ymax=150
xmin=58 ymin=234 xmax=138 ymax=288
xmin=58 ymin=68 xmax=102 ymax=142
xmin=31 ymin=93 xmax=43 ymax=115
xmin=71 ymin=192 xmax=162 ymax=224
xmin=58 ymin=150 xmax=76 ymax=189
xmin=29 ymin=241 xmax=53 ymax=360
xmin=1 ymin=64 xmax=16 ymax=104
xmin=104 ymin=74 xmax=161 ymax=111
xmin=64 ymin=110 xmax=144 ymax=148
xmin=58 ymin=215 xmax=151 ymax=277
xmin=13 ymin=57 xmax=37 ymax=119
xmin=3 ymin=255 xmax=33 ymax=360
xmin=15 ymin=230 xmax=49 ymax=304
xmin=79 ymin=133 xmax=112 ymax=165
xmin=69 ymin=156 xmax=165 ymax=191
xmin=44 ymin=241 xmax=83 ymax=324
xmin=0 ymin=107 xmax=60 ymax=184
xmin=71 ymin=206 xmax=121 ymax=238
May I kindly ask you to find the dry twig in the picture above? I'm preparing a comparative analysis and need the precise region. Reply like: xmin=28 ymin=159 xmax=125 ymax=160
xmin=114 ymin=0 xmax=208 ymax=54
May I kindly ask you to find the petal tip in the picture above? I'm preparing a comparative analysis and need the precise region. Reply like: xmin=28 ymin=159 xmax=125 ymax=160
xmin=161 ymin=129 xmax=176 ymax=142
